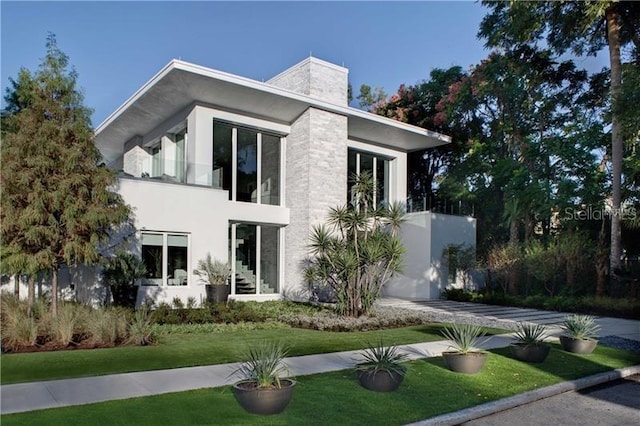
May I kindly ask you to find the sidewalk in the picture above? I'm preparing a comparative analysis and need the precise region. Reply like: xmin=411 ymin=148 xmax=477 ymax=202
xmin=1 ymin=335 xmax=515 ymax=414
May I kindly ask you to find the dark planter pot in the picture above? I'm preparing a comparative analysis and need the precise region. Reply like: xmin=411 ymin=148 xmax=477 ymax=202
xmin=560 ymin=336 xmax=598 ymax=354
xmin=511 ymin=343 xmax=551 ymax=363
xmin=232 ymin=379 xmax=296 ymax=415
xmin=357 ymin=369 xmax=405 ymax=392
xmin=442 ymin=352 xmax=487 ymax=374
xmin=206 ymin=285 xmax=230 ymax=304
xmin=110 ymin=285 xmax=138 ymax=309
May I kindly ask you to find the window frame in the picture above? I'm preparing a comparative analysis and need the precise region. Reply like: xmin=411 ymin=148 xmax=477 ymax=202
xmin=140 ymin=231 xmax=191 ymax=287
xmin=213 ymin=119 xmax=284 ymax=206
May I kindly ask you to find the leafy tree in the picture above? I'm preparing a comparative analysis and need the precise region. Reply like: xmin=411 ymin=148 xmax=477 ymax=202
xmin=374 ymin=67 xmax=479 ymax=203
xmin=305 ymin=171 xmax=405 ymax=317
xmin=357 ymin=84 xmax=387 ymax=111
xmin=0 ymin=34 xmax=130 ymax=316
xmin=479 ymin=0 xmax=640 ymax=288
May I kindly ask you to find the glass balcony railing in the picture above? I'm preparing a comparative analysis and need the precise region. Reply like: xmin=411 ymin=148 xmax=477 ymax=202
xmin=406 ymin=194 xmax=475 ymax=217
xmin=117 ymin=160 xmax=219 ymax=187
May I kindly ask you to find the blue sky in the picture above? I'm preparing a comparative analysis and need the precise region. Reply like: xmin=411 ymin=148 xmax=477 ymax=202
xmin=1 ymin=1 xmax=607 ymax=127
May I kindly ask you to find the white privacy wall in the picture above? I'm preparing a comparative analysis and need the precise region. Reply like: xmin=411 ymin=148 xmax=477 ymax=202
xmin=384 ymin=212 xmax=476 ymax=300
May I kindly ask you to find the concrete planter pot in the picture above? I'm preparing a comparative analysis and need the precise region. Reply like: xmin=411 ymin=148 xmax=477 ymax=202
xmin=232 ymin=379 xmax=296 ymax=415
xmin=357 ymin=369 xmax=405 ymax=392
xmin=442 ymin=352 xmax=488 ymax=374
xmin=205 ymin=284 xmax=229 ymax=304
xmin=560 ymin=336 xmax=598 ymax=354
xmin=511 ymin=343 xmax=551 ymax=363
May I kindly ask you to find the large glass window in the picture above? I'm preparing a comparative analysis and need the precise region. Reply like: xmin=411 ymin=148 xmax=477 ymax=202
xmin=213 ymin=120 xmax=281 ymax=205
xmin=141 ymin=232 xmax=189 ymax=286
xmin=261 ymin=134 xmax=281 ymax=206
xmin=236 ymin=128 xmax=258 ymax=202
xmin=347 ymin=148 xmax=391 ymax=208
xmin=230 ymin=223 xmax=280 ymax=295
xmin=213 ymin=122 xmax=233 ymax=197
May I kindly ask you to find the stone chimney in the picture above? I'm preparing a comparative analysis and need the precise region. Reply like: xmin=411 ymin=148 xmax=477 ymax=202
xmin=267 ymin=57 xmax=348 ymax=106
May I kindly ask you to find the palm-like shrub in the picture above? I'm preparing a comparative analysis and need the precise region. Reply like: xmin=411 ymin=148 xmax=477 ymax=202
xmin=513 ymin=322 xmax=548 ymax=345
xmin=561 ymin=314 xmax=600 ymax=341
xmin=305 ymin=171 xmax=405 ymax=317
xmin=233 ymin=342 xmax=290 ymax=389
xmin=441 ymin=323 xmax=487 ymax=354
xmin=193 ymin=253 xmax=230 ymax=285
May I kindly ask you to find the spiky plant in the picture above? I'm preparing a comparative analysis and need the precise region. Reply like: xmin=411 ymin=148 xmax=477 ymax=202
xmin=233 ymin=342 xmax=290 ymax=389
xmin=513 ymin=322 xmax=548 ymax=346
xmin=441 ymin=323 xmax=487 ymax=354
xmin=193 ymin=253 xmax=230 ymax=285
xmin=356 ymin=340 xmax=408 ymax=377
xmin=127 ymin=308 xmax=155 ymax=346
xmin=561 ymin=315 xmax=600 ymax=341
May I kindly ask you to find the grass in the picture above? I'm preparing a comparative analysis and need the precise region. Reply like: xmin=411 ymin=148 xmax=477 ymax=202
xmin=1 ymin=324 xmax=504 ymax=384
xmin=3 ymin=344 xmax=638 ymax=425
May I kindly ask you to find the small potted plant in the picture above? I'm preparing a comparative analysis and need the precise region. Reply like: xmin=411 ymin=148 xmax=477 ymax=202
xmin=193 ymin=253 xmax=231 ymax=304
xmin=559 ymin=314 xmax=600 ymax=354
xmin=511 ymin=322 xmax=550 ymax=363
xmin=355 ymin=341 xmax=408 ymax=392
xmin=441 ymin=323 xmax=488 ymax=374
xmin=231 ymin=342 xmax=296 ymax=415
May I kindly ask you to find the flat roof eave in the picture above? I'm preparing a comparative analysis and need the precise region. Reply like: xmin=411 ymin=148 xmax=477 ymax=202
xmin=95 ymin=60 xmax=451 ymax=162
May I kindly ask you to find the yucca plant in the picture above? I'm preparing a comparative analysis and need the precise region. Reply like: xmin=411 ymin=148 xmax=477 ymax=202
xmin=441 ymin=323 xmax=487 ymax=354
xmin=193 ymin=253 xmax=230 ymax=285
xmin=356 ymin=340 xmax=408 ymax=377
xmin=513 ymin=322 xmax=548 ymax=346
xmin=561 ymin=315 xmax=600 ymax=341
xmin=233 ymin=341 xmax=290 ymax=389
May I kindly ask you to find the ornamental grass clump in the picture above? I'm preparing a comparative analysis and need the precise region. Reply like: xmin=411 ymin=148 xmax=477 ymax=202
xmin=128 ymin=308 xmax=155 ymax=346
xmin=561 ymin=314 xmax=600 ymax=341
xmin=441 ymin=323 xmax=487 ymax=354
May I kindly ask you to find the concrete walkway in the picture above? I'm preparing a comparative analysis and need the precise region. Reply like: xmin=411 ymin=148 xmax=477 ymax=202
xmin=378 ymin=298 xmax=640 ymax=341
xmin=1 ymin=300 xmax=638 ymax=416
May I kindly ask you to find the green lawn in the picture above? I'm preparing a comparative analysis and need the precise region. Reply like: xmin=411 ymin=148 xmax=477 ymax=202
xmin=3 ymin=344 xmax=638 ymax=426
xmin=1 ymin=324 xmax=472 ymax=384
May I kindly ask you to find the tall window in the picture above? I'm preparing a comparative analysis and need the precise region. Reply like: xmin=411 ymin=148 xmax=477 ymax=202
xmin=148 ymin=126 xmax=187 ymax=183
xmin=213 ymin=120 xmax=281 ymax=205
xmin=141 ymin=232 xmax=189 ymax=286
xmin=229 ymin=223 xmax=280 ymax=295
xmin=347 ymin=148 xmax=391 ymax=208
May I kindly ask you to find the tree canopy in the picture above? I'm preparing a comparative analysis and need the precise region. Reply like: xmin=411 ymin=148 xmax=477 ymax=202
xmin=0 ymin=34 xmax=130 ymax=315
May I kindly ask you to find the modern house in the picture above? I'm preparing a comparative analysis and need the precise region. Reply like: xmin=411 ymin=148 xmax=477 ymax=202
xmin=4 ymin=57 xmax=476 ymax=305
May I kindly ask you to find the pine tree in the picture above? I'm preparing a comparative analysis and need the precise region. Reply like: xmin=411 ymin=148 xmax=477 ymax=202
xmin=1 ymin=34 xmax=130 ymax=316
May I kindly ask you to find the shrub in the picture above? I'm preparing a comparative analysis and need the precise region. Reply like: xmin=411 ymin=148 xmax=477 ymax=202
xmin=101 ymin=252 xmax=146 ymax=308
xmin=304 ymin=171 xmax=406 ymax=317
xmin=442 ymin=288 xmax=473 ymax=302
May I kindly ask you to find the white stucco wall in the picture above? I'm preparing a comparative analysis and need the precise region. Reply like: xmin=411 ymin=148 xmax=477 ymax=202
xmin=117 ymin=178 xmax=289 ymax=305
xmin=384 ymin=212 xmax=476 ymax=300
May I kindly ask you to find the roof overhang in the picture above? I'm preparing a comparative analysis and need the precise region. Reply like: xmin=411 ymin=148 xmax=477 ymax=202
xmin=95 ymin=60 xmax=451 ymax=163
